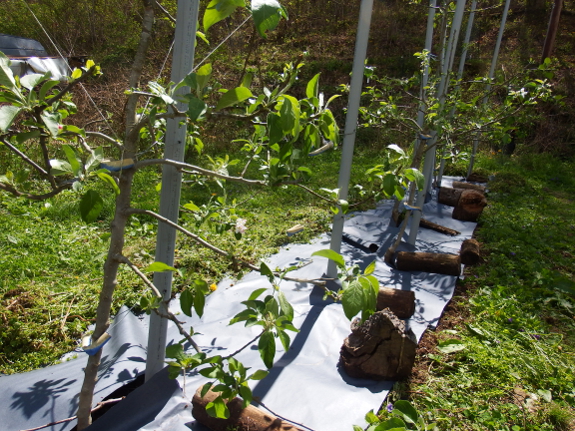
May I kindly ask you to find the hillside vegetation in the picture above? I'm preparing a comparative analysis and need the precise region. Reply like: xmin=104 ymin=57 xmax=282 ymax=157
xmin=1 ymin=1 xmax=575 ymax=430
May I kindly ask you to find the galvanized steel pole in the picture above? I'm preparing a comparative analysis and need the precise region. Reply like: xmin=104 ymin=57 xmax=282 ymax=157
xmin=145 ymin=0 xmax=200 ymax=381
xmin=468 ymin=0 xmax=511 ymax=178
xmin=408 ymin=0 xmax=466 ymax=245
xmin=327 ymin=0 xmax=375 ymax=278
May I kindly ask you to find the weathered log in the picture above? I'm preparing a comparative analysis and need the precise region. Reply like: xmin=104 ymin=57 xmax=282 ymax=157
xmin=452 ymin=189 xmax=487 ymax=222
xmin=396 ymin=251 xmax=461 ymax=276
xmin=377 ymin=287 xmax=415 ymax=319
xmin=452 ymin=181 xmax=486 ymax=192
xmin=459 ymin=238 xmax=481 ymax=265
xmin=340 ymin=309 xmax=417 ymax=380
xmin=420 ymin=218 xmax=461 ymax=236
xmin=438 ymin=187 xmax=463 ymax=206
xmin=192 ymin=387 xmax=304 ymax=431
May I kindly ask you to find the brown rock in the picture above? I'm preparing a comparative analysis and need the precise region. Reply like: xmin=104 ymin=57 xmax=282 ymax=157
xmin=340 ymin=309 xmax=417 ymax=380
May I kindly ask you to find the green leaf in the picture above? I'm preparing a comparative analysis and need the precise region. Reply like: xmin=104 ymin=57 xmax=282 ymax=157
xmin=341 ymin=280 xmax=364 ymax=320
xmin=166 ymin=343 xmax=186 ymax=361
xmin=238 ymin=385 xmax=252 ymax=405
xmin=277 ymin=328 xmax=291 ymax=351
xmin=187 ymin=96 xmax=207 ymax=121
xmin=216 ymin=86 xmax=253 ymax=110
xmin=278 ymin=291 xmax=294 ymax=321
xmin=19 ymin=73 xmax=45 ymax=91
xmin=71 ymin=68 xmax=82 ymax=80
xmin=249 ymin=287 xmax=268 ymax=301
xmin=387 ymin=144 xmax=407 ymax=158
xmin=392 ymin=400 xmax=418 ymax=424
xmin=374 ymin=417 xmax=407 ymax=430
xmin=203 ymin=0 xmax=245 ymax=32
xmin=62 ymin=124 xmax=85 ymax=137
xmin=95 ymin=171 xmax=119 ymax=195
xmin=311 ymin=249 xmax=346 ymax=269
xmin=200 ymin=382 xmax=213 ymax=398
xmin=39 ymin=79 xmax=60 ymax=101
xmin=40 ymin=112 xmax=61 ymax=137
xmin=194 ymin=289 xmax=206 ymax=318
xmin=258 ymin=330 xmax=276 ymax=368
xmin=260 ymin=261 xmax=275 ymax=284
xmin=196 ymin=63 xmax=212 ymax=93
xmin=364 ymin=260 xmax=376 ymax=275
xmin=279 ymin=95 xmax=300 ymax=137
xmin=0 ymin=105 xmax=22 ymax=132
xmin=79 ymin=190 xmax=104 ymax=223
xmin=537 ymin=389 xmax=552 ymax=402
xmin=206 ymin=396 xmax=230 ymax=419
xmin=85 ymin=147 xmax=104 ymax=173
xmin=248 ymin=369 xmax=269 ymax=380
xmin=145 ymin=262 xmax=177 ymax=273
xmin=404 ymin=168 xmax=425 ymax=191
xmin=15 ymin=130 xmax=41 ymax=144
xmin=0 ymin=52 xmax=18 ymax=92
xmin=50 ymin=159 xmax=73 ymax=176
xmin=62 ymin=145 xmax=82 ymax=178
xmin=180 ymin=289 xmax=194 ymax=317
xmin=267 ymin=112 xmax=283 ymax=145
xmin=437 ymin=339 xmax=466 ymax=354
xmin=306 ymin=73 xmax=320 ymax=99
xmin=251 ymin=0 xmax=288 ymax=38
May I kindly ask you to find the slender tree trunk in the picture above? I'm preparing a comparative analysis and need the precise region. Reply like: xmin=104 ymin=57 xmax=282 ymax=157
xmin=541 ymin=0 xmax=563 ymax=63
xmin=76 ymin=1 xmax=156 ymax=429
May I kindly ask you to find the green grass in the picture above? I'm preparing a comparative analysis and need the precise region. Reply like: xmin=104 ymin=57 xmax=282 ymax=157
xmin=0 ymin=143 xmax=384 ymax=374
xmin=377 ymin=153 xmax=575 ymax=430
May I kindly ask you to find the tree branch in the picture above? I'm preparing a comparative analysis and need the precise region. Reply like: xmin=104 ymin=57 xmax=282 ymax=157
xmin=134 ymin=158 xmax=267 ymax=186
xmin=114 ymin=254 xmax=162 ymax=298
xmin=156 ymin=309 xmax=200 ymax=352
xmin=0 ymin=182 xmax=71 ymax=200
xmin=86 ymin=131 xmax=123 ymax=149
xmin=127 ymin=208 xmax=330 ymax=288
xmin=0 ymin=137 xmax=48 ymax=176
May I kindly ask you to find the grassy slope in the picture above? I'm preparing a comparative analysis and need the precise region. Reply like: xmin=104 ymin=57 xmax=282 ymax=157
xmin=377 ymin=153 xmax=575 ymax=430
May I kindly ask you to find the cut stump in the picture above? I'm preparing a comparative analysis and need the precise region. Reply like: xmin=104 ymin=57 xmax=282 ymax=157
xmin=396 ymin=251 xmax=461 ymax=276
xmin=192 ymin=387 xmax=304 ymax=431
xmin=452 ymin=189 xmax=487 ymax=222
xmin=460 ymin=238 xmax=481 ymax=265
xmin=438 ymin=187 xmax=463 ymax=207
xmin=340 ymin=309 xmax=417 ymax=380
xmin=377 ymin=287 xmax=415 ymax=319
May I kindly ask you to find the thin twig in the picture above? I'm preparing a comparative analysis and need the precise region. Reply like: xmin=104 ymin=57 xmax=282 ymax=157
xmin=156 ymin=310 xmax=201 ymax=352
xmin=155 ymin=1 xmax=176 ymax=23
xmin=223 ymin=332 xmax=264 ymax=360
xmin=115 ymin=254 xmax=162 ymax=298
xmin=295 ymin=183 xmax=337 ymax=204
xmin=85 ymin=131 xmax=123 ymax=149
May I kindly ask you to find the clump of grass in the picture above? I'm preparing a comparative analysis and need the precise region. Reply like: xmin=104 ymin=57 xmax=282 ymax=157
xmin=402 ymin=153 xmax=575 ymax=430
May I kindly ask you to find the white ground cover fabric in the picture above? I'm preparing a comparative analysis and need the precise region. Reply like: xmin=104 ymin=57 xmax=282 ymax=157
xmin=0 ymin=177 xmax=478 ymax=431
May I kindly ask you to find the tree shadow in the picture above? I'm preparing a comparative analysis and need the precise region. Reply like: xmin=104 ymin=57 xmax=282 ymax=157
xmin=10 ymin=377 xmax=77 ymax=423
